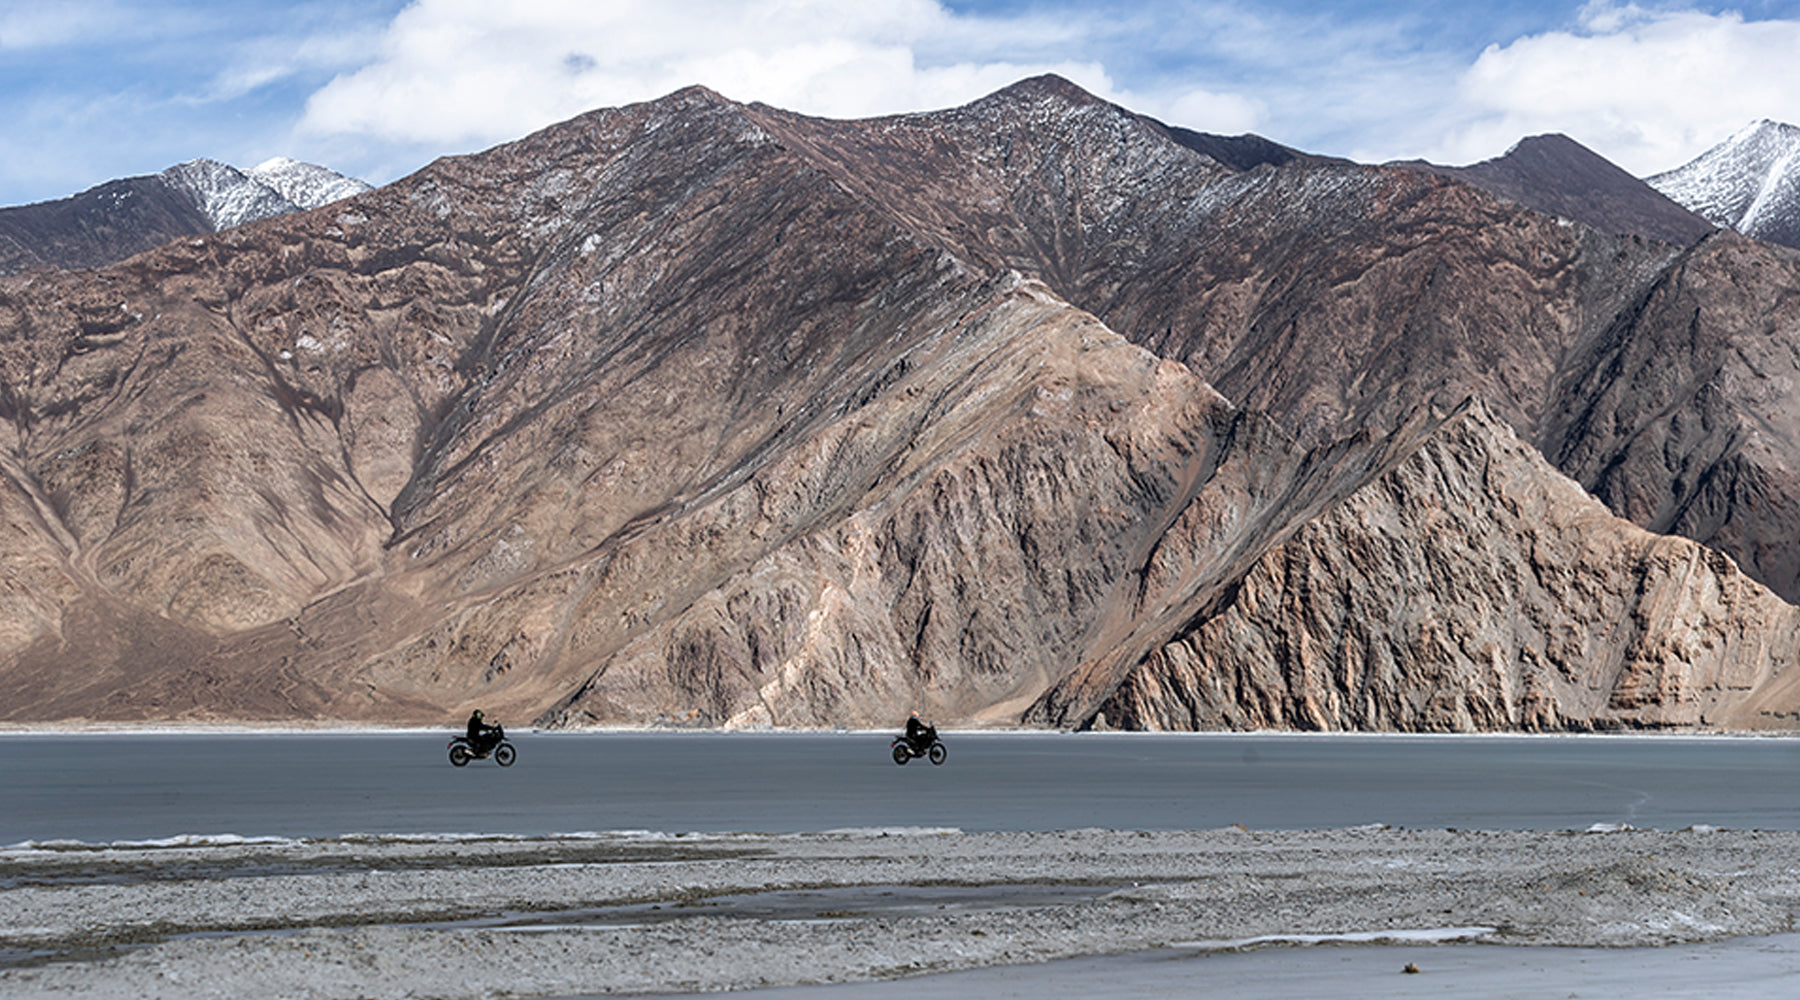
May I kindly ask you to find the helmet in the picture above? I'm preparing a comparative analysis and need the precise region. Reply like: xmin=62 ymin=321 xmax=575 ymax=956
xmin=910 ymin=711 xmax=919 ymax=718
xmin=473 ymin=709 xmax=484 ymax=718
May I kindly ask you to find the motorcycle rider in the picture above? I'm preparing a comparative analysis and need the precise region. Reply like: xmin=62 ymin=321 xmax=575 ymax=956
xmin=466 ymin=709 xmax=500 ymax=755
xmin=904 ymin=711 xmax=935 ymax=752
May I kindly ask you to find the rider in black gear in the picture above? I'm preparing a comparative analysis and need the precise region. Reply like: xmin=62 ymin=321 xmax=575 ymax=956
xmin=904 ymin=711 xmax=935 ymax=752
xmin=467 ymin=709 xmax=500 ymax=755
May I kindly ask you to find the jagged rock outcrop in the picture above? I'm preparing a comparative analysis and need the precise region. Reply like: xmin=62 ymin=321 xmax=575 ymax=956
xmin=1033 ymin=402 xmax=1800 ymax=731
xmin=3 ymin=78 xmax=1800 ymax=731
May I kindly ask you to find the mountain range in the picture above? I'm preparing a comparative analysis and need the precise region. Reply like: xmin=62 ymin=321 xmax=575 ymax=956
xmin=0 ymin=158 xmax=371 ymax=277
xmin=4 ymin=77 xmax=1800 ymax=731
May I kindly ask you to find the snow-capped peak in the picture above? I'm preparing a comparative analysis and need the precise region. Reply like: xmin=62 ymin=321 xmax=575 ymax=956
xmin=160 ymin=159 xmax=299 ymax=231
xmin=249 ymin=157 xmax=373 ymax=211
xmin=156 ymin=157 xmax=375 ymax=232
xmin=1646 ymin=120 xmax=1800 ymax=248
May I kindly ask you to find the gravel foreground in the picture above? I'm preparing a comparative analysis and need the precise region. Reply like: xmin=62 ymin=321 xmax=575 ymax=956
xmin=4 ymin=826 xmax=1799 ymax=998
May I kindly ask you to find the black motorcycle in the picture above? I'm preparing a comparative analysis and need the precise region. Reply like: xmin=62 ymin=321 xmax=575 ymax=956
xmin=891 ymin=728 xmax=947 ymax=766
xmin=448 ymin=723 xmax=516 ymax=767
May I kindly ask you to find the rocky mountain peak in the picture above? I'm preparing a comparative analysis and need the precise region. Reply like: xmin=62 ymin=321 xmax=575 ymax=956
xmin=1399 ymin=132 xmax=1715 ymax=245
xmin=978 ymin=73 xmax=1110 ymax=109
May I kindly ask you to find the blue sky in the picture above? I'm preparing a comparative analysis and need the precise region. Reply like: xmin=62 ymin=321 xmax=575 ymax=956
xmin=5 ymin=1 xmax=1800 ymax=207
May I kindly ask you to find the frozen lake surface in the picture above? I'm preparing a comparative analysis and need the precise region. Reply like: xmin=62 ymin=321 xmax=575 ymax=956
xmin=6 ymin=730 xmax=1800 ymax=843
xmin=666 ymin=930 xmax=1800 ymax=1000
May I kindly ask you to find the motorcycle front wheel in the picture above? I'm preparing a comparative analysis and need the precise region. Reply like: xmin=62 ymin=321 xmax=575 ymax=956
xmin=892 ymin=743 xmax=910 ymax=766
xmin=495 ymin=743 xmax=517 ymax=767
xmin=449 ymin=744 xmax=471 ymax=767
xmin=928 ymin=742 xmax=947 ymax=765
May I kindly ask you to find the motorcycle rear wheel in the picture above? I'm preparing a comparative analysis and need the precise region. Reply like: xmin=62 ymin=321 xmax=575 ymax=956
xmin=449 ymin=744 xmax=471 ymax=767
xmin=892 ymin=743 xmax=910 ymax=766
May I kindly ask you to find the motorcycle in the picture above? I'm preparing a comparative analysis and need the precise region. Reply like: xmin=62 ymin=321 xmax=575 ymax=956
xmin=891 ymin=728 xmax=947 ymax=766
xmin=448 ymin=723 xmax=516 ymax=767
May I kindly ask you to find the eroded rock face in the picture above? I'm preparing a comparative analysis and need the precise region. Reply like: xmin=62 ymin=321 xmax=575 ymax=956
xmin=1035 ymin=403 xmax=1800 ymax=731
xmin=3 ymin=78 xmax=1800 ymax=730
xmin=1537 ymin=234 xmax=1800 ymax=602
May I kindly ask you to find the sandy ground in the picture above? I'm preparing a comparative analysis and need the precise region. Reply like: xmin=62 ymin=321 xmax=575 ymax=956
xmin=3 ymin=826 xmax=1798 ymax=998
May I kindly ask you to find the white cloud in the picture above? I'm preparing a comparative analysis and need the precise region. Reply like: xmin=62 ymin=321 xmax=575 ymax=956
xmin=204 ymin=27 xmax=388 ymax=104
xmin=296 ymin=0 xmax=1243 ymax=150
xmin=0 ymin=3 xmax=123 ymax=49
xmin=1425 ymin=3 xmax=1800 ymax=174
xmin=1154 ymin=87 xmax=1266 ymax=136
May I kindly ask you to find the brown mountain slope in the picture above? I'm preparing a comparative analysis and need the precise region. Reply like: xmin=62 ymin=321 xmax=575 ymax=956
xmin=737 ymin=77 xmax=1672 ymax=443
xmin=2 ymin=86 xmax=1283 ymax=724
xmin=3 ymin=80 xmax=1800 ymax=730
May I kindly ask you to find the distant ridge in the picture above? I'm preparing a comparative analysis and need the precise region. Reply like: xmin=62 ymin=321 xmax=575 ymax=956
xmin=0 ymin=176 xmax=214 ymax=277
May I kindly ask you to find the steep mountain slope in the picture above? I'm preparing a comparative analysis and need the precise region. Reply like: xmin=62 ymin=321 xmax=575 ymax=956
xmin=1403 ymin=133 xmax=1715 ymax=246
xmin=3 ymin=79 xmax=1799 ymax=731
xmin=0 ymin=87 xmax=1227 ymax=723
xmin=1650 ymin=120 xmax=1800 ymax=251
xmin=0 ymin=159 xmax=372 ymax=277
xmin=1536 ymin=233 xmax=1800 ymax=601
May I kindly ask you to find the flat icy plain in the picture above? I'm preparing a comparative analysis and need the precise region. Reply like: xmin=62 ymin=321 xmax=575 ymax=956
xmin=4 ymin=825 xmax=1799 ymax=998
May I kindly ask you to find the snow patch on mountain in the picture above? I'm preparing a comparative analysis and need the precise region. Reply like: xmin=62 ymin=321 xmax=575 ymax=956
xmin=249 ymin=157 xmax=373 ymax=210
xmin=1648 ymin=120 xmax=1800 ymax=250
